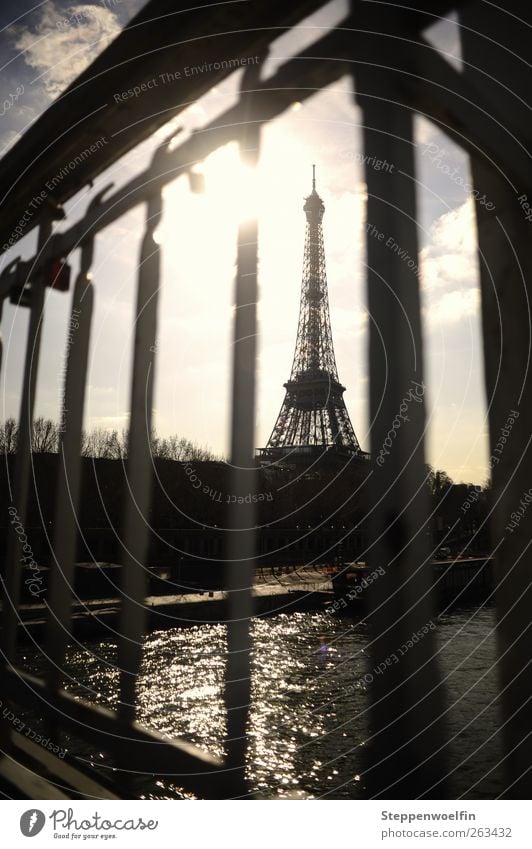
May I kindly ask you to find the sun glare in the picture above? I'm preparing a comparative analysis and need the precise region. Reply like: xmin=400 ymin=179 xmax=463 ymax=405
xmin=195 ymin=143 xmax=261 ymax=224
xmin=192 ymin=132 xmax=319 ymax=229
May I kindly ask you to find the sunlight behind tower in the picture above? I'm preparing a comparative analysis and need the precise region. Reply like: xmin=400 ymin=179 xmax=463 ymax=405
xmin=193 ymin=143 xmax=260 ymax=224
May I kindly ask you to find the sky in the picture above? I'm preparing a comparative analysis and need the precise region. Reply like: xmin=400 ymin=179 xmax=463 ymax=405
xmin=0 ymin=1 xmax=490 ymax=483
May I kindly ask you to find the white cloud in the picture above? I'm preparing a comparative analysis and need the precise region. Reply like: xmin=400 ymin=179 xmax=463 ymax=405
xmin=88 ymin=413 xmax=129 ymax=428
xmin=421 ymin=199 xmax=480 ymax=325
xmin=0 ymin=129 xmax=21 ymax=156
xmin=430 ymin=200 xmax=477 ymax=255
xmin=86 ymin=384 xmax=114 ymax=396
xmin=13 ymin=3 xmax=121 ymax=99
xmin=426 ymin=287 xmax=480 ymax=325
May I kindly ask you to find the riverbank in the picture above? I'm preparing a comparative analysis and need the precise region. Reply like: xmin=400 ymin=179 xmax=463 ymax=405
xmin=7 ymin=568 xmax=334 ymax=642
xmin=4 ymin=557 xmax=495 ymax=644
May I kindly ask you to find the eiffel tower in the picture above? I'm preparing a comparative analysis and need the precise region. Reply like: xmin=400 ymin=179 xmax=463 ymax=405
xmin=259 ymin=167 xmax=365 ymax=467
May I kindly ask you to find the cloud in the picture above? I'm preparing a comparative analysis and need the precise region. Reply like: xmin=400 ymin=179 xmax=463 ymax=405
xmin=87 ymin=413 xmax=129 ymax=428
xmin=0 ymin=128 xmax=21 ymax=157
xmin=430 ymin=200 xmax=477 ymax=255
xmin=421 ymin=199 xmax=480 ymax=325
xmin=426 ymin=287 xmax=480 ymax=324
xmin=13 ymin=3 xmax=121 ymax=99
xmin=86 ymin=384 xmax=114 ymax=396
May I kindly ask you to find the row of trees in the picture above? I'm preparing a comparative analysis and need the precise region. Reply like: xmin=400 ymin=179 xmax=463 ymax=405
xmin=425 ymin=463 xmax=491 ymax=552
xmin=426 ymin=464 xmax=491 ymax=495
xmin=0 ymin=418 xmax=220 ymax=462
xmin=0 ymin=420 xmax=489 ymax=487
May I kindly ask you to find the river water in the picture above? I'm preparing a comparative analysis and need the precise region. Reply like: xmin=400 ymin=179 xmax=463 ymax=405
xmin=21 ymin=605 xmax=502 ymax=798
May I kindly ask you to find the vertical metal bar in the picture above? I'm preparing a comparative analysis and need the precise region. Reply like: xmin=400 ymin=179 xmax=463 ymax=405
xmin=223 ymin=59 xmax=264 ymax=795
xmin=45 ymin=237 xmax=95 ymax=693
xmin=117 ymin=190 xmax=161 ymax=722
xmin=224 ymin=210 xmax=259 ymax=789
xmin=1 ymin=218 xmax=51 ymax=664
xmin=356 ymin=78 xmax=448 ymax=796
xmin=461 ymin=5 xmax=532 ymax=794
xmin=0 ymin=298 xmax=4 ymax=373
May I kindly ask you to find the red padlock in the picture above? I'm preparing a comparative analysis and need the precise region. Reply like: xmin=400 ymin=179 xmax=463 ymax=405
xmin=47 ymin=257 xmax=71 ymax=291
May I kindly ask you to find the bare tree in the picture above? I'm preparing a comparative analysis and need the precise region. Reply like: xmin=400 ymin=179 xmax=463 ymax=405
xmin=0 ymin=418 xmax=221 ymax=462
xmin=105 ymin=429 xmax=125 ymax=459
xmin=433 ymin=469 xmax=453 ymax=497
xmin=80 ymin=429 xmax=91 ymax=457
xmin=82 ymin=427 xmax=107 ymax=458
xmin=0 ymin=418 xmax=18 ymax=454
xmin=149 ymin=432 xmax=220 ymax=462
xmin=185 ymin=440 xmax=219 ymax=461
xmin=32 ymin=417 xmax=59 ymax=453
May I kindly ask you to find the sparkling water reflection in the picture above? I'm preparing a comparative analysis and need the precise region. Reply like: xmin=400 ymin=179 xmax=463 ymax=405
xmin=23 ymin=606 xmax=502 ymax=798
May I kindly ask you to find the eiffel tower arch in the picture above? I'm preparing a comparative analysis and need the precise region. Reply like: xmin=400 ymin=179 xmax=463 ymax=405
xmin=258 ymin=168 xmax=369 ymax=469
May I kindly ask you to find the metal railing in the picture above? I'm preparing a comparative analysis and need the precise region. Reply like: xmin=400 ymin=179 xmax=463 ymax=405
xmin=0 ymin=0 xmax=531 ymax=799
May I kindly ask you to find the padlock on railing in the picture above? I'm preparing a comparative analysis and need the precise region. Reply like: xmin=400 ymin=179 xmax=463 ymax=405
xmin=46 ymin=256 xmax=71 ymax=292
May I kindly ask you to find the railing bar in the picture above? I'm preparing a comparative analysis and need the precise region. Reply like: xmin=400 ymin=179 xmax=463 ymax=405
xmin=3 ymin=5 xmax=530 ymax=277
xmin=4 ymin=667 xmax=226 ymax=797
xmin=356 ymin=73 xmax=448 ymax=797
xmin=1 ymin=219 xmax=51 ymax=665
xmin=224 ymin=213 xmax=258 ymax=789
xmin=223 ymin=58 xmax=262 ymax=785
xmin=117 ymin=188 xmax=161 ymax=723
xmin=0 ymin=30 xmax=353 ymax=289
xmin=45 ymin=245 xmax=94 ymax=693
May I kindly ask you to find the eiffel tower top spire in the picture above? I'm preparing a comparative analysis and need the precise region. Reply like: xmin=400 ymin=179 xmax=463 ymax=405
xmin=303 ymin=164 xmax=325 ymax=222
xmin=260 ymin=169 xmax=362 ymax=463
xmin=288 ymin=168 xmax=338 ymax=381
